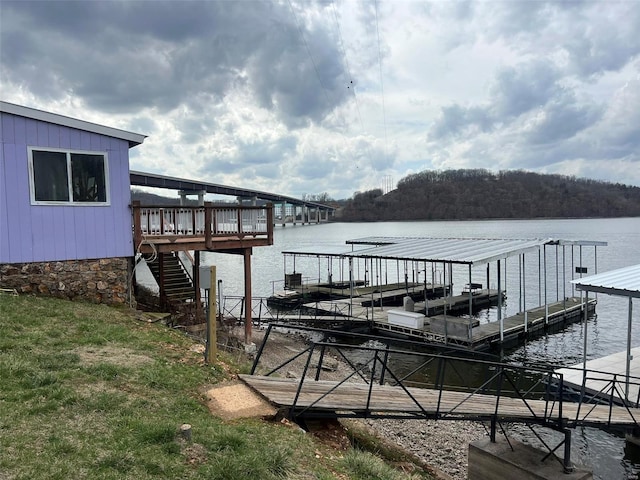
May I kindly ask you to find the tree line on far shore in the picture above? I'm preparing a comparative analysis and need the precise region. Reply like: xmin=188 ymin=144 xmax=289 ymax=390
xmin=336 ymin=169 xmax=640 ymax=221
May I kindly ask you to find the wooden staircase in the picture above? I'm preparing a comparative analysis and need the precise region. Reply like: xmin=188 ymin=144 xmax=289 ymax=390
xmin=144 ymin=252 xmax=194 ymax=306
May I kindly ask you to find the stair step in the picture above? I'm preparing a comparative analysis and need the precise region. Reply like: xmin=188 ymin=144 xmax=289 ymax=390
xmin=164 ymin=286 xmax=192 ymax=292
xmin=142 ymin=252 xmax=195 ymax=309
xmin=163 ymin=277 xmax=191 ymax=284
xmin=166 ymin=294 xmax=194 ymax=301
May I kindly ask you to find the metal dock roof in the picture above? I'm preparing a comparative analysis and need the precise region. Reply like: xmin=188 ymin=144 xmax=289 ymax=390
xmin=571 ymin=264 xmax=640 ymax=298
xmin=343 ymin=237 xmax=549 ymax=265
xmin=283 ymin=236 xmax=604 ymax=266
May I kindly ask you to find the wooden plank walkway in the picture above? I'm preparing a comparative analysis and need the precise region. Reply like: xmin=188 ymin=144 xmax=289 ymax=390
xmin=239 ymin=374 xmax=640 ymax=427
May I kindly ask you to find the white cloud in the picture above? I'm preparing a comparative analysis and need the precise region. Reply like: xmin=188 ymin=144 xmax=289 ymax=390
xmin=1 ymin=0 xmax=639 ymax=200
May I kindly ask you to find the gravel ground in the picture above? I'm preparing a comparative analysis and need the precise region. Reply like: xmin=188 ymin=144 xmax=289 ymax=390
xmin=360 ymin=418 xmax=487 ymax=480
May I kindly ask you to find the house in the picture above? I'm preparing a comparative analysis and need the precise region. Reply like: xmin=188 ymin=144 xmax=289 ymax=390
xmin=0 ymin=101 xmax=146 ymax=304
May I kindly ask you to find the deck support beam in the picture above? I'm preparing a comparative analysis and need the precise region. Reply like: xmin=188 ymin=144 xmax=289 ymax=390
xmin=583 ymin=290 xmax=589 ymax=371
xmin=563 ymin=429 xmax=573 ymax=473
xmin=627 ymin=296 xmax=633 ymax=400
xmin=498 ymin=259 xmax=503 ymax=343
xmin=194 ymin=251 xmax=202 ymax=319
xmin=244 ymin=248 xmax=253 ymax=345
xmin=159 ymin=252 xmax=165 ymax=310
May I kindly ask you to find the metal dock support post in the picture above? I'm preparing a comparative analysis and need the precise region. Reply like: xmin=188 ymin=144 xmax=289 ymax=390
xmin=563 ymin=429 xmax=573 ymax=473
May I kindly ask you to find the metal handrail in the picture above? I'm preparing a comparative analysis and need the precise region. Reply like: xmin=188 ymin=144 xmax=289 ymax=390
xmin=249 ymin=324 xmax=640 ymax=435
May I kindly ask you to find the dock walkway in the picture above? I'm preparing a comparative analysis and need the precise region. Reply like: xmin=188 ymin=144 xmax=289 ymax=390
xmin=243 ymin=322 xmax=640 ymax=435
xmin=373 ymin=296 xmax=594 ymax=350
xmin=239 ymin=374 xmax=640 ymax=428
xmin=557 ymin=347 xmax=640 ymax=405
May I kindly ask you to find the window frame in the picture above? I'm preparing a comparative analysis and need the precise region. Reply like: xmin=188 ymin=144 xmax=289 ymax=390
xmin=27 ymin=146 xmax=110 ymax=206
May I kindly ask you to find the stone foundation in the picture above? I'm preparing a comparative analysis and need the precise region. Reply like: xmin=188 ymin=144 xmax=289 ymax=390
xmin=0 ymin=257 xmax=132 ymax=305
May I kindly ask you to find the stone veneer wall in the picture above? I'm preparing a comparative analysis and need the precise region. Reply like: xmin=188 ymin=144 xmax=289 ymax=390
xmin=0 ymin=257 xmax=132 ymax=305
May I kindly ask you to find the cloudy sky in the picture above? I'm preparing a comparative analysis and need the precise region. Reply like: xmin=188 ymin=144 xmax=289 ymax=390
xmin=2 ymin=0 xmax=639 ymax=199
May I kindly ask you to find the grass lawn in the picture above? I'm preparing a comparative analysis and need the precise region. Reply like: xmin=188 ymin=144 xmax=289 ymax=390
xmin=0 ymin=293 xmax=427 ymax=480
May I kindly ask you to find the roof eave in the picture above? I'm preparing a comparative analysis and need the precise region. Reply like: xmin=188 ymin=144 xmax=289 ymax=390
xmin=0 ymin=101 xmax=147 ymax=148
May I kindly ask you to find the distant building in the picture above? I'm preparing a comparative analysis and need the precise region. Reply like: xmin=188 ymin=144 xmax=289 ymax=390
xmin=0 ymin=101 xmax=146 ymax=304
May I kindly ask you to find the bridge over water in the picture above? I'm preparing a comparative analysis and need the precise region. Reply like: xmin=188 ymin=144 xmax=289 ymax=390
xmin=130 ymin=170 xmax=336 ymax=226
xmin=241 ymin=324 xmax=640 ymax=473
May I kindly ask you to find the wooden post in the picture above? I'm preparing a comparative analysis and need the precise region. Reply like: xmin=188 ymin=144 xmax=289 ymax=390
xmin=194 ymin=251 xmax=202 ymax=320
xmin=498 ymin=259 xmax=503 ymax=343
xmin=237 ymin=206 xmax=243 ymax=236
xmin=180 ymin=424 xmax=192 ymax=442
xmin=243 ymin=248 xmax=252 ymax=344
xmin=207 ymin=265 xmax=217 ymax=364
xmin=626 ymin=296 xmax=633 ymax=400
xmin=132 ymin=200 xmax=142 ymax=249
xmin=266 ymin=203 xmax=274 ymax=244
xmin=204 ymin=201 xmax=212 ymax=249
xmin=158 ymin=252 xmax=165 ymax=310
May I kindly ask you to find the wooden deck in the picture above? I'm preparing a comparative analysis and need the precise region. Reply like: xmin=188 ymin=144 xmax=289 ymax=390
xmin=132 ymin=203 xmax=273 ymax=253
xmin=239 ymin=374 xmax=640 ymax=427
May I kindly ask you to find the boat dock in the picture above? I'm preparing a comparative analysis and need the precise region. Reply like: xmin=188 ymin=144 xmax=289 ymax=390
xmin=294 ymin=295 xmax=594 ymax=352
xmin=557 ymin=347 xmax=640 ymax=406
xmin=271 ymin=236 xmax=606 ymax=352
xmin=374 ymin=296 xmax=595 ymax=351
xmin=414 ymin=288 xmax=503 ymax=316
xmin=303 ymin=287 xmax=501 ymax=319
xmin=358 ymin=283 xmax=449 ymax=307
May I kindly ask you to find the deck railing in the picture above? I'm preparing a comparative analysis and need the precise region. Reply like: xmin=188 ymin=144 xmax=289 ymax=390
xmin=132 ymin=201 xmax=273 ymax=247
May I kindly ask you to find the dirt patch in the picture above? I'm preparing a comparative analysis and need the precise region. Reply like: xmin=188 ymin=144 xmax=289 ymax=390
xmin=73 ymin=346 xmax=153 ymax=367
xmin=205 ymin=382 xmax=277 ymax=421
xmin=304 ymin=419 xmax=352 ymax=451
xmin=178 ymin=439 xmax=208 ymax=466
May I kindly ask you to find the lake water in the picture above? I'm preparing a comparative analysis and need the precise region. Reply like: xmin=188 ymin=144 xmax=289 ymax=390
xmin=141 ymin=217 xmax=640 ymax=478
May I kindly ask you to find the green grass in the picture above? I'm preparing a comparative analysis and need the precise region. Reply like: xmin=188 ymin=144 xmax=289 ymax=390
xmin=0 ymin=293 xmax=427 ymax=480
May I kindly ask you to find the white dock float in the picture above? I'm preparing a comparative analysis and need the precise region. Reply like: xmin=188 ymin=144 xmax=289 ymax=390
xmin=557 ymin=347 xmax=640 ymax=404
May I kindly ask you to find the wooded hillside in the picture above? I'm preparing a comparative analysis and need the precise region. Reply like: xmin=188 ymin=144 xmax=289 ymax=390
xmin=337 ymin=169 xmax=640 ymax=221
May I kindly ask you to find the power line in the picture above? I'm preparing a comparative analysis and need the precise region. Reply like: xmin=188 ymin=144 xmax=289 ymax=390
xmin=287 ymin=0 xmax=332 ymax=107
xmin=331 ymin=0 xmax=364 ymax=132
xmin=374 ymin=0 xmax=389 ymax=164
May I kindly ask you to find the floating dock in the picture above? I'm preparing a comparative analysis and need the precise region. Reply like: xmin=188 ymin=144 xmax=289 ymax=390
xmin=272 ymin=236 xmax=606 ymax=352
xmin=268 ymin=282 xmax=449 ymax=310
xmin=373 ymin=296 xmax=595 ymax=351
xmin=358 ymin=283 xmax=449 ymax=307
xmin=556 ymin=347 xmax=640 ymax=406
xmin=414 ymin=288 xmax=504 ymax=316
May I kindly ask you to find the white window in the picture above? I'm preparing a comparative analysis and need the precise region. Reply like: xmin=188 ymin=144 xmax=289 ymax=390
xmin=28 ymin=147 xmax=110 ymax=205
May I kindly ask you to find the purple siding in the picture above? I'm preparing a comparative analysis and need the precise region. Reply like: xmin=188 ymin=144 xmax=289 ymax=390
xmin=0 ymin=112 xmax=135 ymax=263
xmin=0 ymin=141 xmax=9 ymax=260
